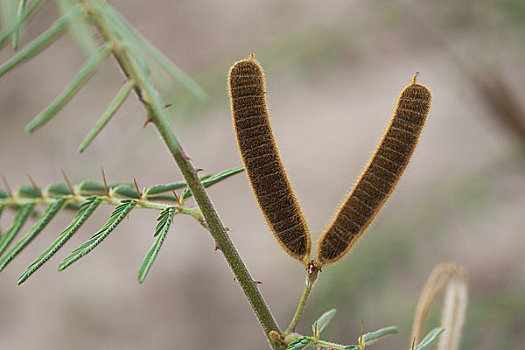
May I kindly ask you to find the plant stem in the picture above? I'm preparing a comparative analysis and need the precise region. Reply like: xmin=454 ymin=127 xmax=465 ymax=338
xmin=86 ymin=1 xmax=283 ymax=348
xmin=0 ymin=194 xmax=199 ymax=218
xmin=285 ymin=279 xmax=314 ymax=336
xmin=145 ymin=55 xmax=284 ymax=350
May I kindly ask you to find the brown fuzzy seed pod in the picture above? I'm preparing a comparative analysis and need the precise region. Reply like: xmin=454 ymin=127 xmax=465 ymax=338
xmin=229 ymin=54 xmax=311 ymax=265
xmin=316 ymin=75 xmax=431 ymax=267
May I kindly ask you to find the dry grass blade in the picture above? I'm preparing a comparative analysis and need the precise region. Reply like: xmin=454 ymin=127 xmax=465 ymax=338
xmin=410 ymin=262 xmax=468 ymax=350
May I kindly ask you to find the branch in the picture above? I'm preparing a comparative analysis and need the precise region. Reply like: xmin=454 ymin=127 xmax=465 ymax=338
xmin=84 ymin=1 xmax=282 ymax=347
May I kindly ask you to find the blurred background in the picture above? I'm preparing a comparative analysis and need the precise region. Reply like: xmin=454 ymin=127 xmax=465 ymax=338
xmin=1 ymin=0 xmax=524 ymax=349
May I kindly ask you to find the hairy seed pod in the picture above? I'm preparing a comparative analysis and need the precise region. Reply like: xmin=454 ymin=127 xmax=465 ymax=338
xmin=316 ymin=75 xmax=431 ymax=267
xmin=229 ymin=54 xmax=311 ymax=265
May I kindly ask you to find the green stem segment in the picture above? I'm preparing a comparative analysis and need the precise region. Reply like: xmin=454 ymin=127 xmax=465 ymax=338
xmin=85 ymin=1 xmax=282 ymax=348
xmin=285 ymin=279 xmax=314 ymax=336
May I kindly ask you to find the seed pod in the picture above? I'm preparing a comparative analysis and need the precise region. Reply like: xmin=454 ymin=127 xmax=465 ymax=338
xmin=316 ymin=75 xmax=431 ymax=267
xmin=229 ymin=54 xmax=311 ymax=265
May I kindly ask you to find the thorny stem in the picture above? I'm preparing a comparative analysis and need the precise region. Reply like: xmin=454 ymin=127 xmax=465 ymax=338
xmin=85 ymin=1 xmax=282 ymax=348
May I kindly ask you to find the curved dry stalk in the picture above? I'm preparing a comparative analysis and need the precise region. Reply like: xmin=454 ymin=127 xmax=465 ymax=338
xmin=410 ymin=262 xmax=468 ymax=350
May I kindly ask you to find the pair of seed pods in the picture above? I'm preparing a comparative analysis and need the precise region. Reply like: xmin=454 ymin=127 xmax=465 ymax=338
xmin=229 ymin=54 xmax=431 ymax=269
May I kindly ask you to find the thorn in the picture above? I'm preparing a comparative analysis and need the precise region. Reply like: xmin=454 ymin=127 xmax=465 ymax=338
xmin=138 ymin=96 xmax=149 ymax=105
xmin=143 ymin=114 xmax=152 ymax=127
xmin=164 ymin=104 xmax=172 ymax=108
xmin=180 ymin=150 xmax=192 ymax=161
xmin=27 ymin=174 xmax=43 ymax=198
xmin=101 ymin=167 xmax=110 ymax=196
xmin=61 ymin=169 xmax=75 ymax=195
xmin=172 ymin=190 xmax=181 ymax=206
xmin=214 ymin=240 xmax=222 ymax=252
xmin=133 ymin=178 xmax=142 ymax=200
xmin=224 ymin=226 xmax=231 ymax=231
xmin=411 ymin=337 xmax=416 ymax=350
xmin=1 ymin=175 xmax=13 ymax=196
xmin=233 ymin=277 xmax=262 ymax=285
xmin=360 ymin=321 xmax=364 ymax=348
xmin=249 ymin=52 xmax=255 ymax=60
xmin=195 ymin=168 xmax=204 ymax=173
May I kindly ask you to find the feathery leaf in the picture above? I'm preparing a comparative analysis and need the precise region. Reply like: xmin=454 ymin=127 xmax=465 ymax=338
xmin=138 ymin=207 xmax=175 ymax=283
xmin=18 ymin=196 xmax=102 ymax=284
xmin=0 ymin=203 xmax=35 ymax=256
xmin=0 ymin=0 xmax=46 ymax=50
xmin=58 ymin=199 xmax=136 ymax=271
xmin=180 ymin=166 xmax=244 ymax=201
xmin=0 ymin=198 xmax=66 ymax=272
xmin=78 ymin=79 xmax=135 ymax=152
xmin=312 ymin=309 xmax=336 ymax=336
xmin=25 ymin=42 xmax=112 ymax=133
xmin=415 ymin=328 xmax=445 ymax=350
xmin=0 ymin=6 xmax=82 ymax=79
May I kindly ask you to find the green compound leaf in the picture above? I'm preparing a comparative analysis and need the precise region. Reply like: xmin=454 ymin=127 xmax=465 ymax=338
xmin=180 ymin=166 xmax=244 ymax=202
xmin=286 ymin=337 xmax=312 ymax=350
xmin=0 ymin=203 xmax=35 ymax=256
xmin=25 ymin=42 xmax=112 ymax=133
xmin=18 ymin=196 xmax=102 ymax=285
xmin=0 ymin=198 xmax=66 ymax=272
xmin=0 ymin=5 xmax=83 ymax=79
xmin=78 ymin=79 xmax=135 ymax=153
xmin=138 ymin=207 xmax=175 ymax=283
xmin=312 ymin=308 xmax=336 ymax=336
xmin=414 ymin=328 xmax=445 ymax=350
xmin=153 ymin=207 xmax=175 ymax=237
xmin=58 ymin=199 xmax=136 ymax=271
xmin=359 ymin=326 xmax=398 ymax=345
xmin=0 ymin=0 xmax=46 ymax=50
